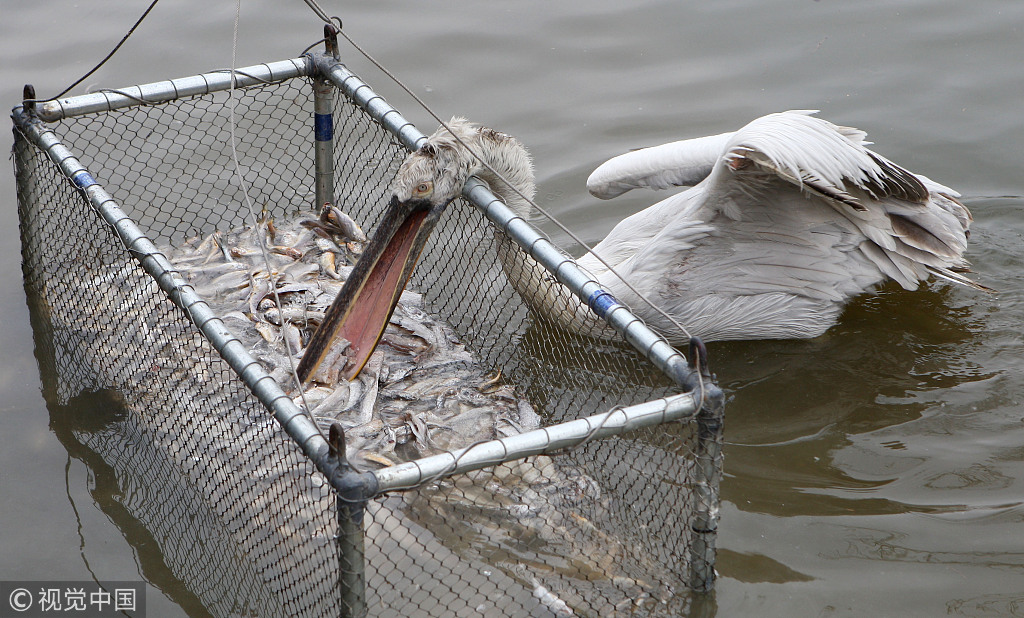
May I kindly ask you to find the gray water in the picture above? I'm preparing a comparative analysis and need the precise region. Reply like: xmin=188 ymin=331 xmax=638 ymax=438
xmin=3 ymin=1 xmax=1023 ymax=616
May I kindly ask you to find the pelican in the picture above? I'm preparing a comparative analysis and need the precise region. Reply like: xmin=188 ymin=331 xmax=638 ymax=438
xmin=297 ymin=111 xmax=987 ymax=381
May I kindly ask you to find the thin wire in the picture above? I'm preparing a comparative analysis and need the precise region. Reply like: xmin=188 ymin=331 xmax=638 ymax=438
xmin=299 ymin=0 xmax=334 ymax=25
xmin=228 ymin=0 xmax=324 ymax=442
xmin=28 ymin=0 xmax=162 ymax=103
xmin=299 ymin=37 xmax=330 ymax=57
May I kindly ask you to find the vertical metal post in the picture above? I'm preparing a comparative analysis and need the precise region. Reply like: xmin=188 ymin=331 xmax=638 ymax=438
xmin=687 ymin=339 xmax=725 ymax=592
xmin=327 ymin=424 xmax=375 ymax=618
xmin=337 ymin=493 xmax=367 ymax=617
xmin=689 ymin=407 xmax=723 ymax=591
xmin=23 ymin=84 xmax=37 ymax=114
xmin=313 ymin=29 xmax=336 ymax=212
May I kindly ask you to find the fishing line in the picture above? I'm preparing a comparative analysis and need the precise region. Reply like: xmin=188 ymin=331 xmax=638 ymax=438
xmin=228 ymin=0 xmax=325 ymax=443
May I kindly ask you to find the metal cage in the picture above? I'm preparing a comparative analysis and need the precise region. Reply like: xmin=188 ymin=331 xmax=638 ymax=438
xmin=13 ymin=36 xmax=724 ymax=617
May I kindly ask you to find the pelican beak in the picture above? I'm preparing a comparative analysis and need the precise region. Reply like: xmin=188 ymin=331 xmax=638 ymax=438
xmin=296 ymin=194 xmax=450 ymax=383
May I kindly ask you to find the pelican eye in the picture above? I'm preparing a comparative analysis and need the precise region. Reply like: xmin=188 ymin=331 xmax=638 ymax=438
xmin=413 ymin=181 xmax=433 ymax=198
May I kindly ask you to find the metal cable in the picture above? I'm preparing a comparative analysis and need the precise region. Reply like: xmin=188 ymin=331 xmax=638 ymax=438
xmin=27 ymin=0 xmax=162 ymax=103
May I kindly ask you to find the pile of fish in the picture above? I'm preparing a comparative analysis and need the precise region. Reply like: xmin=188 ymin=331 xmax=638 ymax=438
xmin=161 ymin=205 xmax=678 ymax=614
xmin=166 ymin=204 xmax=538 ymax=469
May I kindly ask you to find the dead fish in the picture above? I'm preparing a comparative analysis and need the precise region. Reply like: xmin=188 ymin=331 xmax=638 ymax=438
xmin=282 ymin=322 xmax=303 ymax=355
xmin=248 ymin=276 xmax=272 ymax=316
xmin=80 ymin=201 xmax=659 ymax=618
xmin=209 ymin=269 xmax=251 ymax=291
xmin=479 ymin=369 xmax=503 ymax=394
xmin=320 ymin=201 xmax=368 ymax=243
xmin=309 ymin=380 xmax=351 ymax=417
xmin=306 ymin=338 xmax=350 ymax=386
xmin=283 ymin=260 xmax=321 ymax=281
xmin=213 ymin=231 xmax=234 ymax=263
xmin=270 ymin=245 xmax=303 ymax=260
xmin=531 ymin=577 xmax=575 ymax=617
xmin=319 ymin=250 xmax=342 ymax=280
xmin=355 ymin=351 xmax=383 ymax=426
xmin=230 ymin=246 xmax=258 ymax=259
xmin=167 ymin=210 xmax=534 ymax=470
xmin=293 ymin=385 xmax=334 ymax=410
xmin=400 ymin=412 xmax=432 ymax=448
xmin=254 ymin=321 xmax=280 ymax=344
xmin=381 ymin=331 xmax=431 ymax=356
xmin=263 ymin=306 xmax=325 ymax=328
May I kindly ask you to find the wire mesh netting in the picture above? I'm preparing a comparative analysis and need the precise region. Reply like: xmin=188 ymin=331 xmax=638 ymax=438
xmin=14 ymin=55 xmax=723 ymax=617
xmin=15 ymin=101 xmax=338 ymax=615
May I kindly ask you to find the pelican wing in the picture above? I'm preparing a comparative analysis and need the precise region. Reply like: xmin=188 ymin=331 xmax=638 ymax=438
xmin=587 ymin=131 xmax=735 ymax=199
xmin=706 ymin=111 xmax=986 ymax=292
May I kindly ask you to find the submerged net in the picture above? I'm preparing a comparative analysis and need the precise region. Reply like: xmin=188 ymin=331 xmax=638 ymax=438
xmin=15 ymin=56 xmax=720 ymax=617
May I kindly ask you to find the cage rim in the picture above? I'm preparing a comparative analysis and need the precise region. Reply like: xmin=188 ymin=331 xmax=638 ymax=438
xmin=10 ymin=51 xmax=722 ymax=499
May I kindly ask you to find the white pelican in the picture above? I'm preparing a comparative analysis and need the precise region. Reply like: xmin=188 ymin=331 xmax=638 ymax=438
xmin=298 ymin=112 xmax=987 ymax=381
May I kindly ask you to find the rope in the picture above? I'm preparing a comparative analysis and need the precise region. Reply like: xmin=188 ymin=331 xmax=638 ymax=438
xmin=299 ymin=0 xmax=335 ymax=26
xmin=27 ymin=0 xmax=162 ymax=103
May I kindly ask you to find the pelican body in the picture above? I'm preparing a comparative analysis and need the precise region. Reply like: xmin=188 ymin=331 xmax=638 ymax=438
xmin=299 ymin=112 xmax=984 ymax=381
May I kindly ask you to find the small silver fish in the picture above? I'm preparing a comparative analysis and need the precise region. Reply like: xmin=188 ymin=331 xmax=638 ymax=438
xmin=321 ymin=202 xmax=368 ymax=243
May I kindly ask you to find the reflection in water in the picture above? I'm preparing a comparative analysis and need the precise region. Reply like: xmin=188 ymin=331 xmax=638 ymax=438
xmin=715 ymin=549 xmax=813 ymax=584
xmin=709 ymin=278 xmax=992 ymax=517
xmin=45 ymin=390 xmax=215 ymax=618
xmin=824 ymin=525 xmax=1024 ymax=571
xmin=706 ymin=193 xmax=1024 ymax=607
xmin=923 ymin=463 xmax=1014 ymax=491
xmin=948 ymin=592 xmax=1024 ymax=617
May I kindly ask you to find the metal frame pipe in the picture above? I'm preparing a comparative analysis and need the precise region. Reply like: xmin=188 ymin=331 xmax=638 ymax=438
xmin=322 ymin=425 xmax=369 ymax=618
xmin=11 ymin=107 xmax=350 ymax=489
xmin=308 ymin=53 xmax=700 ymax=391
xmin=689 ymin=406 xmax=724 ymax=591
xmin=312 ymin=53 xmax=426 ymax=152
xmin=14 ymin=49 xmax=726 ymax=596
xmin=313 ymin=74 xmax=336 ymax=211
xmin=308 ymin=51 xmax=723 ymax=595
xmin=34 ymin=58 xmax=311 ymax=122
xmin=373 ymin=392 xmax=698 ymax=492
xmin=462 ymin=177 xmax=700 ymax=390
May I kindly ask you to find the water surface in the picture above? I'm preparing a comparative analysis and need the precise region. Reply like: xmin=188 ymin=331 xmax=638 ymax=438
xmin=3 ymin=1 xmax=1023 ymax=616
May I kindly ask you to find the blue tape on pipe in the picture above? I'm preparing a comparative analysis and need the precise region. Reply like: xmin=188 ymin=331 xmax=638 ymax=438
xmin=588 ymin=289 xmax=619 ymax=317
xmin=314 ymin=113 xmax=333 ymax=141
xmin=72 ymin=170 xmax=96 ymax=189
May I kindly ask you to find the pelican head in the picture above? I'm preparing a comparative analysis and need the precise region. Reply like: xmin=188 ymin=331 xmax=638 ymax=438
xmin=297 ymin=119 xmax=519 ymax=383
